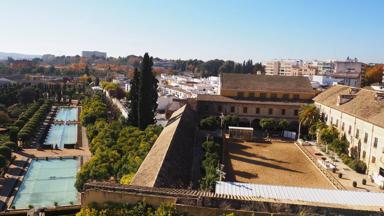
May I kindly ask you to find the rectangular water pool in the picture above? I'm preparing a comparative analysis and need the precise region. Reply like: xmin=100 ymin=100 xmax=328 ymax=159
xmin=44 ymin=124 xmax=78 ymax=149
xmin=12 ymin=158 xmax=79 ymax=209
xmin=55 ymin=107 xmax=78 ymax=122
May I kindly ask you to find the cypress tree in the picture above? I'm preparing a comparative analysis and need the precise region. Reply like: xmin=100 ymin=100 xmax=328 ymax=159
xmin=138 ymin=53 xmax=157 ymax=130
xmin=128 ymin=68 xmax=139 ymax=126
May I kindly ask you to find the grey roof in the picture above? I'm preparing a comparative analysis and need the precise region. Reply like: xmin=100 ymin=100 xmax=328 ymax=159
xmin=216 ymin=181 xmax=384 ymax=210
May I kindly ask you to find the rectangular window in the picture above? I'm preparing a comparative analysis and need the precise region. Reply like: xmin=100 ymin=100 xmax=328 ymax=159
xmin=348 ymin=125 xmax=351 ymax=134
xmin=230 ymin=106 xmax=235 ymax=113
xmin=342 ymin=122 xmax=345 ymax=131
xmin=362 ymin=151 xmax=366 ymax=159
xmin=255 ymin=107 xmax=260 ymax=114
xmin=364 ymin=132 xmax=368 ymax=143
xmin=237 ymin=92 xmax=244 ymax=97
xmin=374 ymin=137 xmax=378 ymax=148
xmin=372 ymin=156 xmax=376 ymax=164
xmin=268 ymin=108 xmax=273 ymax=115
xmin=336 ymin=120 xmax=339 ymax=127
xmin=249 ymin=92 xmax=255 ymax=98
xmin=283 ymin=94 xmax=289 ymax=99
xmin=294 ymin=109 xmax=298 ymax=116
xmin=260 ymin=93 xmax=267 ymax=98
xmin=217 ymin=105 xmax=222 ymax=112
xmin=271 ymin=93 xmax=277 ymax=99
xmin=243 ymin=107 xmax=248 ymax=113
xmin=355 ymin=129 xmax=359 ymax=139
xmin=293 ymin=94 xmax=300 ymax=99
xmin=281 ymin=109 xmax=286 ymax=115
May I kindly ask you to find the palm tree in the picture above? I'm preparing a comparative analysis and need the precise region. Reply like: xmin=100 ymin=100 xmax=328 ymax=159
xmin=297 ymin=104 xmax=320 ymax=139
xmin=299 ymin=104 xmax=320 ymax=126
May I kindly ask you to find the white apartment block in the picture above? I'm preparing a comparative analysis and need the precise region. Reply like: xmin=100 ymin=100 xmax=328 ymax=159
xmin=314 ymin=85 xmax=384 ymax=186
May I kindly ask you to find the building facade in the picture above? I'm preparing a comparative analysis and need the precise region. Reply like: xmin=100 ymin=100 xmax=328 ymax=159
xmin=197 ymin=73 xmax=316 ymax=126
xmin=81 ymin=51 xmax=107 ymax=59
xmin=314 ymin=85 xmax=384 ymax=179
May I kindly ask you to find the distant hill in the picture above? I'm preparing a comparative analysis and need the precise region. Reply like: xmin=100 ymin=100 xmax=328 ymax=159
xmin=0 ymin=52 xmax=42 ymax=60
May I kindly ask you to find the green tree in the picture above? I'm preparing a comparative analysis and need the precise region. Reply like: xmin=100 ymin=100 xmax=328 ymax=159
xmin=0 ymin=111 xmax=10 ymax=125
xmin=199 ymin=116 xmax=219 ymax=131
xmin=260 ymin=118 xmax=276 ymax=133
xmin=17 ymin=87 xmax=37 ymax=104
xmin=0 ymin=155 xmax=7 ymax=170
xmin=138 ymin=53 xmax=158 ymax=130
xmin=278 ymin=119 xmax=289 ymax=131
xmin=299 ymin=104 xmax=320 ymax=127
xmin=0 ymin=146 xmax=12 ymax=161
xmin=128 ymin=68 xmax=140 ymax=126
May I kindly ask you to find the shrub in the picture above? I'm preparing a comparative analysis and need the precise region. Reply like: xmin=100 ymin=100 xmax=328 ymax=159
xmin=362 ymin=179 xmax=367 ymax=185
xmin=199 ymin=116 xmax=219 ymax=131
xmin=0 ymin=146 xmax=12 ymax=161
xmin=28 ymin=204 xmax=34 ymax=209
xmin=223 ymin=115 xmax=239 ymax=128
xmin=54 ymin=201 xmax=58 ymax=207
xmin=3 ymin=140 xmax=18 ymax=151
xmin=200 ymin=140 xmax=220 ymax=191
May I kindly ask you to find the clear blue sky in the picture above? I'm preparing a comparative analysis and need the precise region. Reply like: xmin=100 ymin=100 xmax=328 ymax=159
xmin=1 ymin=0 xmax=383 ymax=62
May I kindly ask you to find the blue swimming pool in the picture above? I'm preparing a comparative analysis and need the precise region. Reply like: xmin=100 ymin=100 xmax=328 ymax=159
xmin=55 ymin=107 xmax=78 ymax=122
xmin=12 ymin=158 xmax=79 ymax=209
xmin=44 ymin=124 xmax=77 ymax=149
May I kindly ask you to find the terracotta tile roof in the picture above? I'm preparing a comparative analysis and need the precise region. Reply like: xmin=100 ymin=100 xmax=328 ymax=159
xmin=313 ymin=85 xmax=384 ymax=128
xmin=221 ymin=73 xmax=315 ymax=94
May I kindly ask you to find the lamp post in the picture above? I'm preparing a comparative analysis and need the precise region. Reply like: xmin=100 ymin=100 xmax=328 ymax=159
xmin=297 ymin=121 xmax=302 ymax=141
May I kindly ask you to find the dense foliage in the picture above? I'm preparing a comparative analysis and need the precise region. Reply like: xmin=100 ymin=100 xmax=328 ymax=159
xmin=200 ymin=140 xmax=220 ymax=191
xmin=199 ymin=116 xmax=219 ymax=131
xmin=128 ymin=68 xmax=139 ymax=126
xmin=0 ymin=84 xmax=20 ymax=106
xmin=17 ymin=100 xmax=52 ymax=142
xmin=317 ymin=124 xmax=367 ymax=174
xmin=13 ymin=100 xmax=42 ymax=129
xmin=80 ymin=94 xmax=108 ymax=126
xmin=0 ymin=143 xmax=14 ymax=171
xmin=364 ymin=64 xmax=383 ymax=86
xmin=76 ymin=113 xmax=162 ymax=190
xmin=76 ymin=202 xmax=184 ymax=216
xmin=101 ymin=81 xmax=126 ymax=99
xmin=174 ymin=59 xmax=265 ymax=77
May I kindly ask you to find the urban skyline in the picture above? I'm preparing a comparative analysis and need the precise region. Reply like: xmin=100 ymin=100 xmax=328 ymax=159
xmin=1 ymin=0 xmax=384 ymax=62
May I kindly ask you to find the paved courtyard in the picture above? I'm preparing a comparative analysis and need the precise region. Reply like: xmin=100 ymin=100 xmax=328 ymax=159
xmin=224 ymin=139 xmax=333 ymax=189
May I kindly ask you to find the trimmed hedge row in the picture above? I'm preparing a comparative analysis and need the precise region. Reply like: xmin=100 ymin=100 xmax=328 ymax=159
xmin=17 ymin=100 xmax=52 ymax=142
xmin=200 ymin=140 xmax=220 ymax=191
xmin=13 ymin=100 xmax=43 ymax=129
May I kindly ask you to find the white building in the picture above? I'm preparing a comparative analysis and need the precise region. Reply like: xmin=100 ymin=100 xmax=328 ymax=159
xmin=159 ymin=74 xmax=219 ymax=99
xmin=311 ymin=61 xmax=333 ymax=75
xmin=314 ymin=85 xmax=384 ymax=186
